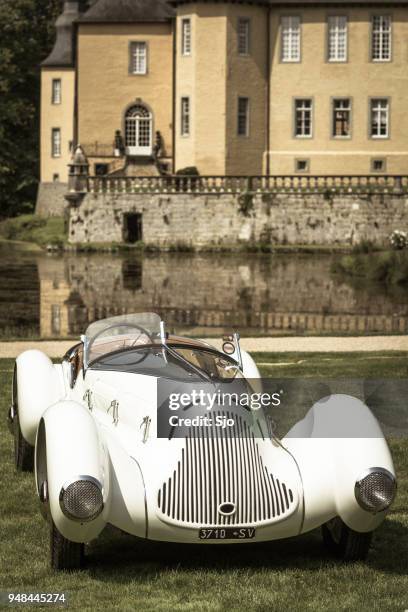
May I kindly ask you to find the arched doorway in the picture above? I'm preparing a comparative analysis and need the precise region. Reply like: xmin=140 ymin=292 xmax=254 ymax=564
xmin=125 ymin=104 xmax=153 ymax=156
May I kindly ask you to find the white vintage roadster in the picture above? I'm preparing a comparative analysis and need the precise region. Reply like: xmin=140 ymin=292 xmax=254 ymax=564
xmin=8 ymin=313 xmax=397 ymax=570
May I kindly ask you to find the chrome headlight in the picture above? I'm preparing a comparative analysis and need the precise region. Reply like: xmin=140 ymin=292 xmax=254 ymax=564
xmin=59 ymin=476 xmax=103 ymax=522
xmin=355 ymin=468 xmax=397 ymax=514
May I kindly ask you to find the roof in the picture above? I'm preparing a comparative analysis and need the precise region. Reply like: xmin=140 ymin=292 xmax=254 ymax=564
xmin=172 ymin=0 xmax=408 ymax=5
xmin=42 ymin=1 xmax=83 ymax=67
xmin=78 ymin=0 xmax=175 ymax=23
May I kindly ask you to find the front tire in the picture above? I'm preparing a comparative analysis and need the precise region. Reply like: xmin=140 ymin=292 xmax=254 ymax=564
xmin=322 ymin=517 xmax=373 ymax=561
xmin=13 ymin=365 xmax=34 ymax=472
xmin=50 ymin=521 xmax=85 ymax=571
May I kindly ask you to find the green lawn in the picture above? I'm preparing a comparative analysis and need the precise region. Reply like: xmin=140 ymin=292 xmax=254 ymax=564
xmin=253 ymin=351 xmax=408 ymax=378
xmin=0 ymin=355 xmax=407 ymax=611
xmin=0 ymin=215 xmax=66 ymax=248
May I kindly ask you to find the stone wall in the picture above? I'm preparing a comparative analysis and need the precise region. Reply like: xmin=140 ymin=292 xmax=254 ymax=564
xmin=68 ymin=191 xmax=408 ymax=248
xmin=36 ymin=182 xmax=69 ymax=217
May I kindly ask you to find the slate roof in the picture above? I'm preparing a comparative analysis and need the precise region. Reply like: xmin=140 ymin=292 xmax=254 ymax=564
xmin=78 ymin=0 xmax=175 ymax=23
xmin=42 ymin=1 xmax=83 ymax=67
xmin=171 ymin=0 xmax=408 ymax=5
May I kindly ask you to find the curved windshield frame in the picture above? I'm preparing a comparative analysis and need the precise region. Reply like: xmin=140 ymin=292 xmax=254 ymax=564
xmin=84 ymin=313 xmax=163 ymax=366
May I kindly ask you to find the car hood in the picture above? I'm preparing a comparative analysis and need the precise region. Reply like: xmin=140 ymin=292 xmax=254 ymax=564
xmin=87 ymin=369 xmax=303 ymax=529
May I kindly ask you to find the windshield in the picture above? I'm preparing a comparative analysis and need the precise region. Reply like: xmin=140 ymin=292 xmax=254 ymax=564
xmin=171 ymin=347 xmax=242 ymax=381
xmin=89 ymin=343 xmax=242 ymax=382
xmin=85 ymin=313 xmax=162 ymax=366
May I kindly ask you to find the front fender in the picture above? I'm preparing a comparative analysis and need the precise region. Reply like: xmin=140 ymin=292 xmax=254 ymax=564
xmin=36 ymin=400 xmax=108 ymax=543
xmin=16 ymin=351 xmax=64 ymax=445
xmin=284 ymin=394 xmax=396 ymax=533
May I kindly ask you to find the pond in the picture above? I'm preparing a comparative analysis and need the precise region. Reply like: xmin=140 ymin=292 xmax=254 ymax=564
xmin=0 ymin=244 xmax=407 ymax=339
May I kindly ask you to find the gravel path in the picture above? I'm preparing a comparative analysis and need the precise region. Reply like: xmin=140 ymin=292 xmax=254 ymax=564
xmin=0 ymin=336 xmax=407 ymax=359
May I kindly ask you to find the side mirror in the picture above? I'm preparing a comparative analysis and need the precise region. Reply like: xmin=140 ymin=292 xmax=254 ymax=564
xmin=222 ymin=340 xmax=235 ymax=355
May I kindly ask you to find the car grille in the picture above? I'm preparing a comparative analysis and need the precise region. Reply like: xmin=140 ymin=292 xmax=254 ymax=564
xmin=157 ymin=412 xmax=296 ymax=527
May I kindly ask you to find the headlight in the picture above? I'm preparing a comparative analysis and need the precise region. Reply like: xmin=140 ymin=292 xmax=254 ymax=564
xmin=59 ymin=476 xmax=103 ymax=522
xmin=355 ymin=468 xmax=396 ymax=514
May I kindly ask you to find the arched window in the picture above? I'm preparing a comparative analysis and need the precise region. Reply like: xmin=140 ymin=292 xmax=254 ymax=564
xmin=125 ymin=104 xmax=153 ymax=156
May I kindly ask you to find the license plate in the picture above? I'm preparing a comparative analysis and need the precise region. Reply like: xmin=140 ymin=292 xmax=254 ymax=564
xmin=199 ymin=528 xmax=256 ymax=540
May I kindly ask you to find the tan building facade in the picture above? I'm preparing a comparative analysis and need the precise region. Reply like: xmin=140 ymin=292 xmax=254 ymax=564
xmin=39 ymin=0 xmax=408 ymax=199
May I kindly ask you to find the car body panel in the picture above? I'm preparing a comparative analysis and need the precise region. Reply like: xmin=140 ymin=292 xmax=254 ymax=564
xmin=13 ymin=314 xmax=396 ymax=548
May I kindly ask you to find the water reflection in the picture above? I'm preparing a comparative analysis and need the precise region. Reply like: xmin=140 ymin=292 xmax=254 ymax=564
xmin=1 ymin=245 xmax=408 ymax=339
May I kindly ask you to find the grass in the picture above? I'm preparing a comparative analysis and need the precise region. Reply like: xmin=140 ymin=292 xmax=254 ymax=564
xmin=253 ymin=351 xmax=408 ymax=378
xmin=332 ymin=249 xmax=408 ymax=286
xmin=0 ymin=215 xmax=66 ymax=248
xmin=0 ymin=354 xmax=407 ymax=611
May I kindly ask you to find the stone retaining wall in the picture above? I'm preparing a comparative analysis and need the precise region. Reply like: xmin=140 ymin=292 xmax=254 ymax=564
xmin=36 ymin=183 xmax=69 ymax=217
xmin=68 ymin=192 xmax=408 ymax=247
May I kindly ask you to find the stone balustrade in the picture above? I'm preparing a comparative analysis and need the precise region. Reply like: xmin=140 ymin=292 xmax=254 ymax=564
xmin=86 ymin=174 xmax=408 ymax=195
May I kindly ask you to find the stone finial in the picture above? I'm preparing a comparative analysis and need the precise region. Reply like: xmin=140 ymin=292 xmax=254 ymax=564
xmin=66 ymin=145 xmax=89 ymax=203
xmin=72 ymin=145 xmax=88 ymax=167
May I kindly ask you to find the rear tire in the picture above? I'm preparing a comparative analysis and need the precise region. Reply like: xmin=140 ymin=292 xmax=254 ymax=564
xmin=50 ymin=521 xmax=85 ymax=571
xmin=13 ymin=365 xmax=34 ymax=472
xmin=322 ymin=517 xmax=373 ymax=561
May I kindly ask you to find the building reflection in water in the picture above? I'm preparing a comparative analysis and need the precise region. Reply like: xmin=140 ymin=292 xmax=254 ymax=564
xmin=36 ymin=253 xmax=408 ymax=339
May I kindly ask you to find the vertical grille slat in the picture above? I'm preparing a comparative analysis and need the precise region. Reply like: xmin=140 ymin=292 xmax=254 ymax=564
xmin=158 ymin=413 xmax=296 ymax=526
xmin=237 ymin=416 xmax=245 ymax=525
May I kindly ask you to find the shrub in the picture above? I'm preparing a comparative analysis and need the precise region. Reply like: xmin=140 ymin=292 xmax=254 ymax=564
xmin=175 ymin=167 xmax=200 ymax=192
xmin=176 ymin=167 xmax=200 ymax=176
xmin=332 ymin=250 xmax=408 ymax=285
xmin=390 ymin=230 xmax=408 ymax=250
xmin=351 ymin=240 xmax=376 ymax=254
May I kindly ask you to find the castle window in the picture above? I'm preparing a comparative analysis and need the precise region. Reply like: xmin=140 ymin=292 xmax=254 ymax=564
xmin=370 ymin=98 xmax=389 ymax=138
xmin=182 ymin=18 xmax=192 ymax=56
xmin=181 ymin=97 xmax=190 ymax=136
xmin=372 ymin=16 xmax=391 ymax=61
xmin=130 ymin=42 xmax=147 ymax=75
xmin=95 ymin=163 xmax=109 ymax=176
xmin=294 ymin=99 xmax=313 ymax=138
xmin=281 ymin=16 xmax=301 ymax=62
xmin=52 ymin=79 xmax=61 ymax=104
xmin=238 ymin=18 xmax=250 ymax=55
xmin=328 ymin=16 xmax=347 ymax=62
xmin=332 ymin=98 xmax=351 ymax=138
xmin=51 ymin=128 xmax=61 ymax=157
xmin=237 ymin=97 xmax=250 ymax=137
xmin=371 ymin=158 xmax=386 ymax=173
xmin=295 ymin=159 xmax=310 ymax=173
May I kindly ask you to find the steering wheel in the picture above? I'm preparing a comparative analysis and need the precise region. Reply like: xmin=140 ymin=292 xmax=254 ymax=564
xmin=87 ymin=323 xmax=155 ymax=365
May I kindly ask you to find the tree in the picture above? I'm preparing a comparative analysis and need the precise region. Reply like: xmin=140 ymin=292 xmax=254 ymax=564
xmin=0 ymin=0 xmax=60 ymax=218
